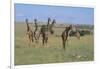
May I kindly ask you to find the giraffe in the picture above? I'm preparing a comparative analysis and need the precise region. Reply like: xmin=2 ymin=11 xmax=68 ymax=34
xmin=38 ymin=17 xmax=51 ymax=46
xmin=25 ymin=18 xmax=34 ymax=42
xmin=61 ymin=25 xmax=72 ymax=50
xmin=33 ymin=19 xmax=39 ymax=42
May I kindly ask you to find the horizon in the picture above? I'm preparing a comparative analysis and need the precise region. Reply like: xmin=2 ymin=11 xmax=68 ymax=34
xmin=15 ymin=3 xmax=94 ymax=25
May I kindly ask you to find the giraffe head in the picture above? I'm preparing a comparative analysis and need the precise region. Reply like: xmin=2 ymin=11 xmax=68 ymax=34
xmin=48 ymin=17 xmax=51 ymax=22
xmin=25 ymin=18 xmax=28 ymax=23
xmin=52 ymin=19 xmax=56 ymax=24
xmin=47 ymin=17 xmax=51 ymax=26
xmin=65 ymin=25 xmax=72 ymax=31
xmin=34 ymin=19 xmax=37 ymax=23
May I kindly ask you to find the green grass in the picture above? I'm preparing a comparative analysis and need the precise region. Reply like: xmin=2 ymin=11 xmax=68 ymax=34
xmin=15 ymin=23 xmax=94 ymax=65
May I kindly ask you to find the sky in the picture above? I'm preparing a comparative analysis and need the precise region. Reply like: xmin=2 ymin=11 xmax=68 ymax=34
xmin=14 ymin=3 xmax=94 ymax=25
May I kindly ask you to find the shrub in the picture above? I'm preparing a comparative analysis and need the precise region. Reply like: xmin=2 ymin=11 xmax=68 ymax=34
xmin=69 ymin=30 xmax=91 ymax=36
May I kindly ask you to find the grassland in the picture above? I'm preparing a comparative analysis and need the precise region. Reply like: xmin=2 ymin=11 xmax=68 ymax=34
xmin=15 ymin=23 xmax=94 ymax=65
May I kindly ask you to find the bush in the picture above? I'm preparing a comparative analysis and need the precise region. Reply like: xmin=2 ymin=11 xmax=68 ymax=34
xmin=69 ymin=30 xmax=91 ymax=36
xmin=69 ymin=31 xmax=77 ymax=36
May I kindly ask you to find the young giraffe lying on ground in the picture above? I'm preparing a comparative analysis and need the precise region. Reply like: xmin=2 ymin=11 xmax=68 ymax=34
xmin=75 ymin=26 xmax=80 ymax=40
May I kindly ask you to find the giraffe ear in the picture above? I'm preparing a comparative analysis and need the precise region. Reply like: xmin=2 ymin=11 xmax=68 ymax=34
xmin=48 ymin=17 xmax=51 ymax=21
xmin=25 ymin=18 xmax=28 ymax=22
xmin=34 ymin=19 xmax=37 ymax=22
xmin=53 ymin=19 xmax=56 ymax=23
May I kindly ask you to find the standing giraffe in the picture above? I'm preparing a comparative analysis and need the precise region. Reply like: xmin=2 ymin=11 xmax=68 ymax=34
xmin=61 ymin=25 xmax=72 ymax=50
xmin=25 ymin=19 xmax=34 ymax=42
xmin=33 ymin=19 xmax=39 ymax=42
xmin=38 ymin=17 xmax=51 ymax=46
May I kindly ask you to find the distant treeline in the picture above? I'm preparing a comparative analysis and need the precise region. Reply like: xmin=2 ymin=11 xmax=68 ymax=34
xmin=15 ymin=21 xmax=94 ymax=30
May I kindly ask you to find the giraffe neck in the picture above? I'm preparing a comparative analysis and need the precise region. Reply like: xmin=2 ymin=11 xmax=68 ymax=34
xmin=26 ymin=23 xmax=30 ymax=31
xmin=65 ymin=27 xmax=70 ymax=34
xmin=47 ymin=19 xmax=51 ymax=27
xmin=34 ymin=22 xmax=38 ymax=31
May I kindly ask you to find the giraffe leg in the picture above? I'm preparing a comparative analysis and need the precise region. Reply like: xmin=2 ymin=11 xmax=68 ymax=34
xmin=31 ymin=37 xmax=34 ymax=42
xmin=45 ymin=37 xmax=48 ymax=47
xmin=28 ymin=38 xmax=31 ymax=47
xmin=66 ymin=39 xmax=68 ymax=46
xmin=36 ymin=34 xmax=39 ymax=43
xmin=42 ymin=35 xmax=45 ymax=46
xmin=62 ymin=37 xmax=65 ymax=50
xmin=67 ymin=40 xmax=68 ymax=46
xmin=62 ymin=40 xmax=66 ymax=50
xmin=62 ymin=35 xmax=66 ymax=50
xmin=34 ymin=32 xmax=37 ymax=43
